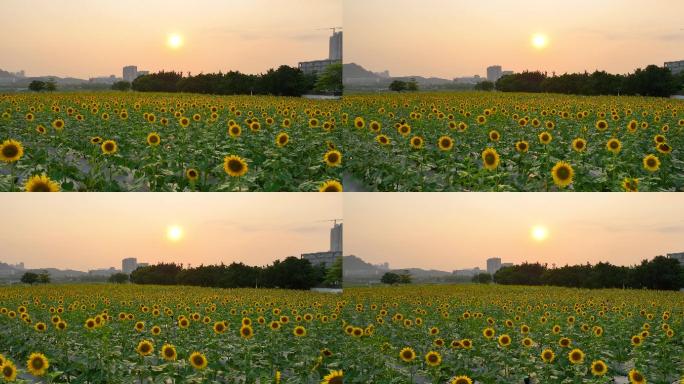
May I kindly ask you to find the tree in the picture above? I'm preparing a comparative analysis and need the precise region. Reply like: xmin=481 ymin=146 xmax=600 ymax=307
xmin=472 ymin=273 xmax=492 ymax=284
xmin=37 ymin=271 xmax=50 ymax=284
xmin=398 ymin=270 xmax=412 ymax=284
xmin=28 ymin=81 xmax=46 ymax=92
xmin=324 ymin=257 xmax=343 ymax=287
xmin=389 ymin=80 xmax=407 ymax=92
xmin=406 ymin=79 xmax=418 ymax=91
xmin=108 ymin=273 xmax=129 ymax=284
xmin=21 ymin=272 xmax=39 ymax=284
xmin=315 ymin=63 xmax=343 ymax=94
xmin=381 ymin=272 xmax=400 ymax=285
xmin=45 ymin=79 xmax=57 ymax=92
xmin=474 ymin=81 xmax=495 ymax=91
xmin=111 ymin=81 xmax=131 ymax=91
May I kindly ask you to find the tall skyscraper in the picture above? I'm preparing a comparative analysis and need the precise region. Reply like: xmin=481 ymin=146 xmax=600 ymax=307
xmin=330 ymin=222 xmax=343 ymax=253
xmin=487 ymin=65 xmax=503 ymax=82
xmin=122 ymin=66 xmax=138 ymax=82
xmin=486 ymin=257 xmax=502 ymax=275
xmin=122 ymin=257 xmax=137 ymax=274
xmin=329 ymin=31 xmax=343 ymax=61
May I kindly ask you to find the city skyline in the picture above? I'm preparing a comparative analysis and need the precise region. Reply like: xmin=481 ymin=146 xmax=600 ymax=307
xmin=345 ymin=0 xmax=684 ymax=78
xmin=345 ymin=193 xmax=684 ymax=271
xmin=0 ymin=193 xmax=342 ymax=270
xmin=0 ymin=0 xmax=342 ymax=79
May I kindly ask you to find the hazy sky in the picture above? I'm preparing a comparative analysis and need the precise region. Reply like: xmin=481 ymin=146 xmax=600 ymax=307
xmin=0 ymin=0 xmax=342 ymax=78
xmin=0 ymin=193 xmax=342 ymax=270
xmin=345 ymin=0 xmax=684 ymax=78
xmin=345 ymin=193 xmax=684 ymax=271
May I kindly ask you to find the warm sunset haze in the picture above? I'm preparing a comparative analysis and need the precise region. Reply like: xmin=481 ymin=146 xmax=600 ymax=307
xmin=0 ymin=193 xmax=342 ymax=270
xmin=345 ymin=0 xmax=684 ymax=77
xmin=345 ymin=193 xmax=684 ymax=270
xmin=0 ymin=0 xmax=342 ymax=78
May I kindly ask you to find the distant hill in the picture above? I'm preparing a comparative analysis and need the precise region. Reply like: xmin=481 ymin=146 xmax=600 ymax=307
xmin=343 ymin=63 xmax=467 ymax=92
xmin=344 ymin=255 xmax=454 ymax=284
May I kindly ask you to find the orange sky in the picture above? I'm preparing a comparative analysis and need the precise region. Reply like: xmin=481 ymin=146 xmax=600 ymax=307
xmin=0 ymin=193 xmax=342 ymax=270
xmin=0 ymin=0 xmax=342 ymax=78
xmin=345 ymin=193 xmax=684 ymax=271
xmin=345 ymin=0 xmax=684 ymax=78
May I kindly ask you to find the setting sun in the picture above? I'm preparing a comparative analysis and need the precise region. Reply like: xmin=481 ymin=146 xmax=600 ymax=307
xmin=167 ymin=33 xmax=183 ymax=49
xmin=167 ymin=225 xmax=184 ymax=241
xmin=531 ymin=225 xmax=548 ymax=241
xmin=531 ymin=33 xmax=548 ymax=49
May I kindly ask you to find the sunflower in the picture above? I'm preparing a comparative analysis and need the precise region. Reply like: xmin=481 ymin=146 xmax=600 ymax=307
xmin=558 ymin=337 xmax=571 ymax=348
xmin=354 ymin=116 xmax=365 ymax=129
xmin=595 ymin=119 xmax=608 ymax=131
xmin=146 ymin=132 xmax=161 ymax=146
xmin=572 ymin=138 xmax=587 ymax=152
xmin=622 ymin=178 xmax=639 ymax=192
xmin=189 ymin=352 xmax=208 ymax=370
xmin=482 ymin=148 xmax=500 ymax=171
xmin=376 ymin=134 xmax=391 ymax=146
xmin=323 ymin=150 xmax=342 ymax=167
xmin=642 ymin=154 xmax=660 ymax=172
xmin=52 ymin=119 xmax=65 ymax=130
xmin=136 ymin=340 xmax=154 ymax=356
xmin=591 ymin=360 xmax=608 ymax=376
xmin=495 ymin=334 xmax=511 ymax=347
xmin=515 ymin=140 xmax=529 ymax=153
xmin=34 ymin=322 xmax=47 ymax=332
xmin=275 ymin=132 xmax=289 ymax=147
xmin=186 ymin=168 xmax=199 ymax=182
xmin=460 ymin=339 xmax=472 ymax=349
xmin=449 ymin=376 xmax=473 ymax=384
xmin=488 ymin=130 xmax=500 ymax=142
xmin=1 ymin=361 xmax=17 ymax=382
xmin=321 ymin=370 xmax=343 ymax=384
xmin=437 ymin=136 xmax=454 ymax=151
xmin=101 ymin=140 xmax=117 ymax=155
xmin=213 ymin=321 xmax=227 ymax=334
xmin=410 ymin=136 xmax=424 ymax=149
xmin=397 ymin=124 xmax=411 ymax=136
xmin=483 ymin=327 xmax=495 ymax=339
xmin=223 ymin=155 xmax=248 ymax=177
xmin=656 ymin=142 xmax=672 ymax=154
xmin=319 ymin=180 xmax=342 ymax=192
xmin=538 ymin=131 xmax=552 ymax=145
xmin=0 ymin=139 xmax=24 ymax=163
xmin=228 ymin=124 xmax=242 ymax=138
xmin=399 ymin=347 xmax=416 ymax=362
xmin=151 ymin=325 xmax=161 ymax=335
xmin=161 ymin=344 xmax=177 ymax=361
xmin=24 ymin=174 xmax=60 ymax=192
xmin=293 ymin=325 xmax=307 ymax=337
xmin=522 ymin=337 xmax=533 ymax=347
xmin=606 ymin=138 xmax=622 ymax=154
xmin=568 ymin=348 xmax=585 ymax=364
xmin=179 ymin=117 xmax=190 ymax=127
xmin=551 ymin=161 xmax=574 ymax=188
xmin=90 ymin=136 xmax=103 ymax=145
xmin=424 ymin=351 xmax=442 ymax=366
xmin=628 ymin=369 xmax=646 ymax=384
xmin=36 ymin=125 xmax=46 ymax=134
xmin=26 ymin=353 xmax=49 ymax=376
xmin=240 ymin=325 xmax=254 ymax=339
xmin=541 ymin=349 xmax=555 ymax=363
xmin=631 ymin=335 xmax=642 ymax=346
xmin=308 ymin=118 xmax=319 ymax=128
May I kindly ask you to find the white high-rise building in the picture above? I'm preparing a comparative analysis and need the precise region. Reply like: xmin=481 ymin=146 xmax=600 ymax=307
xmin=330 ymin=222 xmax=343 ymax=253
xmin=667 ymin=252 xmax=684 ymax=264
xmin=122 ymin=258 xmax=138 ymax=274
xmin=329 ymin=31 xmax=343 ymax=61
xmin=486 ymin=257 xmax=502 ymax=275
xmin=122 ymin=66 xmax=138 ymax=82
xmin=487 ymin=65 xmax=503 ymax=82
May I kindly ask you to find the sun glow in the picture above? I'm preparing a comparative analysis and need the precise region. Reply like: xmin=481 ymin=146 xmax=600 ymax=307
xmin=167 ymin=34 xmax=183 ymax=49
xmin=531 ymin=225 xmax=548 ymax=242
xmin=167 ymin=225 xmax=184 ymax=241
xmin=531 ymin=33 xmax=549 ymax=49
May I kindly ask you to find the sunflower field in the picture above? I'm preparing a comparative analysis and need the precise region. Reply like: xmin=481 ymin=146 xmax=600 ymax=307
xmin=0 ymin=284 xmax=344 ymax=383
xmin=340 ymin=285 xmax=684 ymax=384
xmin=0 ymin=93 xmax=343 ymax=192
xmin=342 ymin=92 xmax=684 ymax=191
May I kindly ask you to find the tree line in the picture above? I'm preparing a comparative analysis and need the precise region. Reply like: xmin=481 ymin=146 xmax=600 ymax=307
xmin=119 ymin=64 xmax=342 ymax=97
xmin=493 ymin=65 xmax=684 ymax=97
xmin=489 ymin=256 xmax=683 ymax=291
xmin=129 ymin=257 xmax=342 ymax=290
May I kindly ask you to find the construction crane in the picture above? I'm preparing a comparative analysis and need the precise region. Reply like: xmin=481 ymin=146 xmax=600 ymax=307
xmin=318 ymin=219 xmax=343 ymax=225
xmin=317 ymin=27 xmax=343 ymax=34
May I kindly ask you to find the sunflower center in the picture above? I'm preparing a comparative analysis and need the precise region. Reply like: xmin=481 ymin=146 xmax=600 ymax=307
xmin=556 ymin=167 xmax=570 ymax=180
xmin=31 ymin=358 xmax=43 ymax=369
xmin=193 ymin=356 xmax=203 ymax=365
xmin=485 ymin=153 xmax=496 ymax=165
xmin=647 ymin=159 xmax=656 ymax=167
xmin=328 ymin=153 xmax=339 ymax=163
xmin=228 ymin=160 xmax=244 ymax=172
xmin=2 ymin=145 xmax=18 ymax=158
